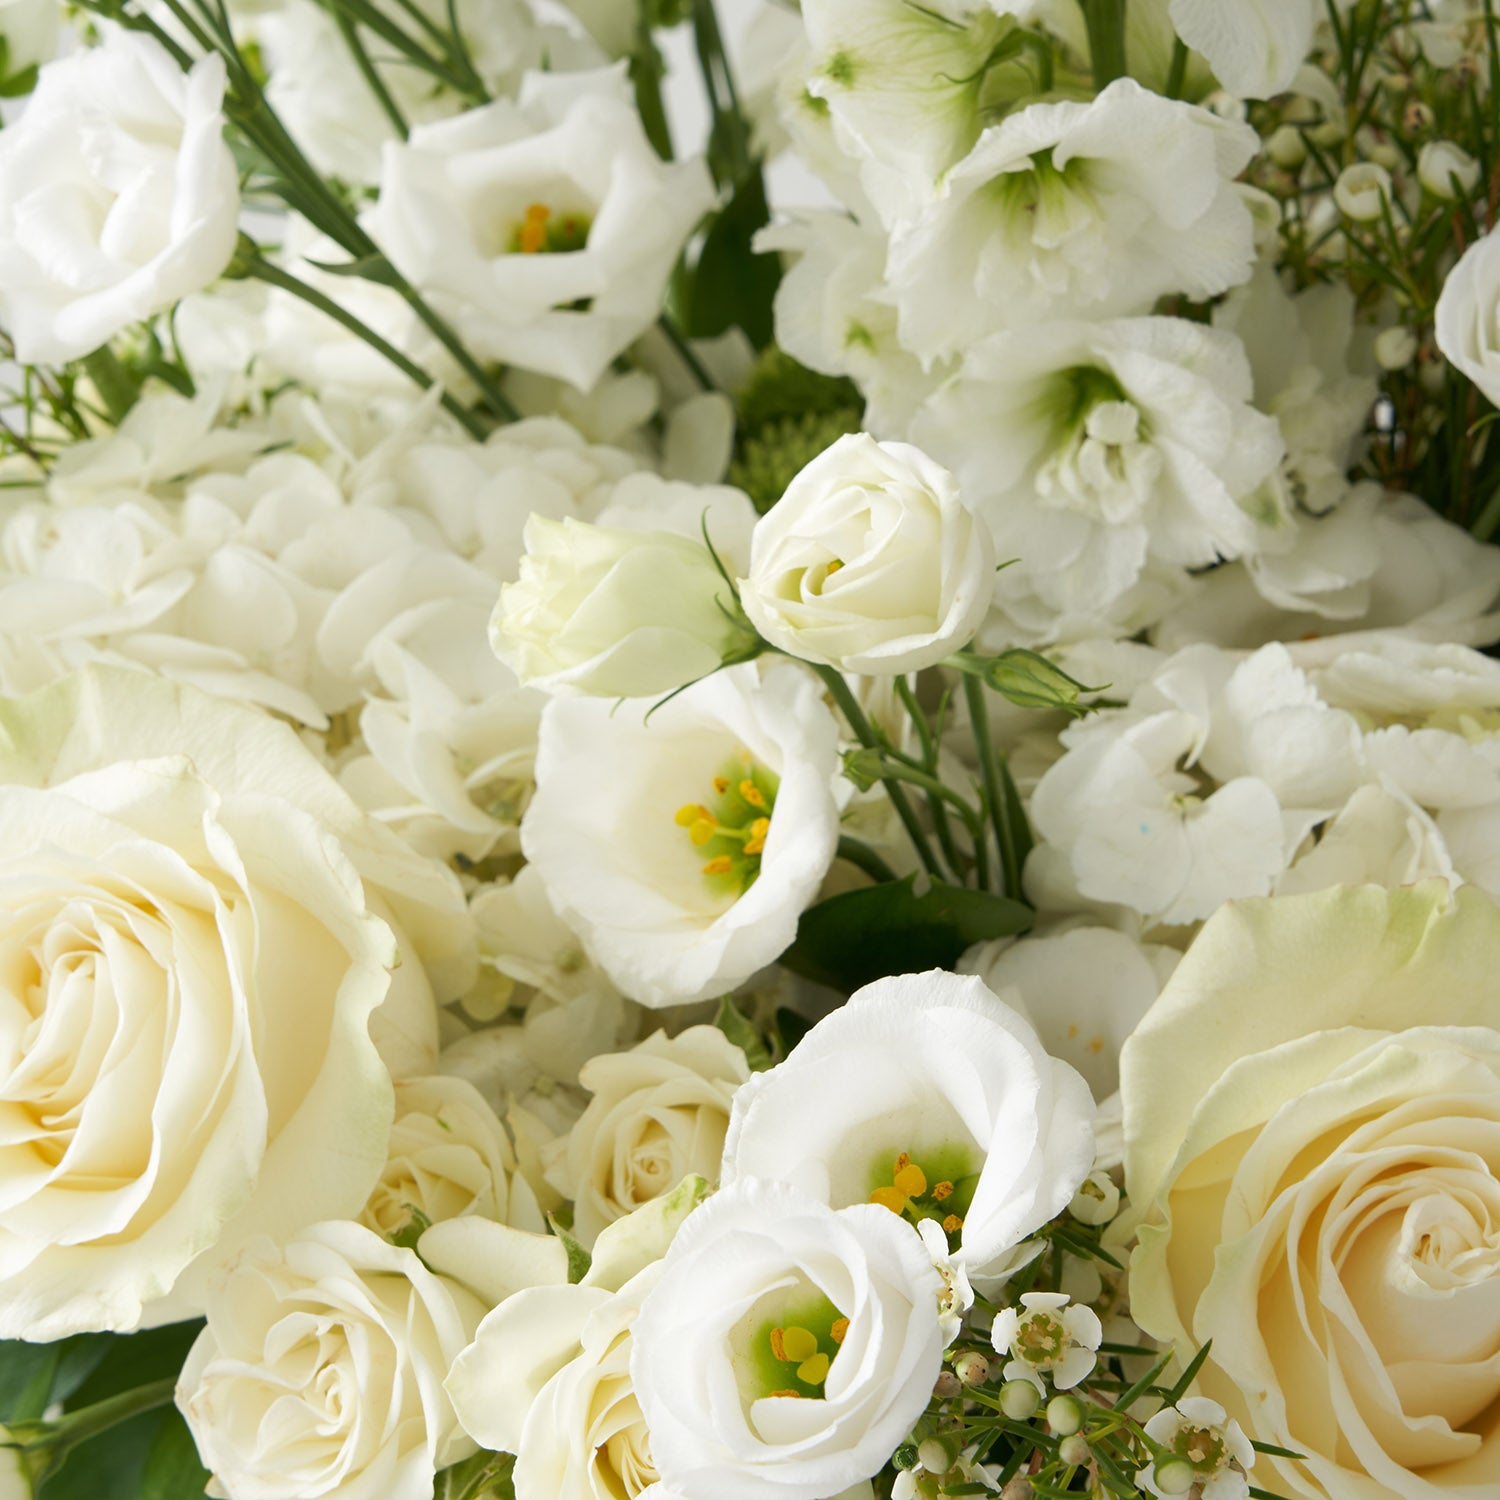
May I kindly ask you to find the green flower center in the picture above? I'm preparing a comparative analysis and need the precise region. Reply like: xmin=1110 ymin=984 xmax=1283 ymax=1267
xmin=510 ymin=202 xmax=592 ymax=255
xmin=675 ymin=752 xmax=780 ymax=896
xmin=736 ymin=1291 xmax=847 ymax=1405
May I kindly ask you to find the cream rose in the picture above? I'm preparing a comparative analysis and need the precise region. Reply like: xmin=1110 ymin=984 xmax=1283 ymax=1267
xmin=0 ymin=668 xmax=471 ymax=1339
xmin=178 ymin=1220 xmax=483 ymax=1500
xmin=738 ymin=435 xmax=995 ymax=675
xmin=1125 ymin=884 xmax=1500 ymax=1500
xmin=362 ymin=1074 xmax=534 ymax=1241
xmin=0 ymin=29 xmax=240 ymax=364
xmin=543 ymin=1026 xmax=750 ymax=1244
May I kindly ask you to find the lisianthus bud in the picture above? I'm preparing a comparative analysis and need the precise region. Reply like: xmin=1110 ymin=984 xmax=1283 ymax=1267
xmin=1418 ymin=139 xmax=1481 ymax=199
xmin=493 ymin=514 xmax=755 ymax=698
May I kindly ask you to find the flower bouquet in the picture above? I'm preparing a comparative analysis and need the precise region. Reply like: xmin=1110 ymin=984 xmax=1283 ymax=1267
xmin=0 ymin=1 xmax=1498 ymax=1498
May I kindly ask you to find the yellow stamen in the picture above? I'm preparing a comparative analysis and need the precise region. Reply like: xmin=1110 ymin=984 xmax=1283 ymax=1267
xmin=769 ymin=1327 xmax=787 ymax=1362
xmin=518 ymin=203 xmax=550 ymax=254
xmin=689 ymin=819 xmax=717 ymax=847
xmin=744 ymin=816 xmax=770 ymax=856
xmin=769 ymin=1390 xmax=802 ymax=1399
xmin=713 ymin=776 xmax=730 ymax=794
xmin=942 ymin=1214 xmax=963 ymax=1235
xmin=895 ymin=1152 xmax=911 ymax=1172
xmin=932 ymin=1181 xmax=954 ymax=1202
xmin=779 ymin=1326 xmax=819 ymax=1363
xmin=797 ymin=1353 xmax=831 ymax=1385
xmin=826 ymin=559 xmax=843 ymax=575
xmin=870 ymin=1186 xmax=907 ymax=1214
xmin=831 ymin=1317 xmax=849 ymax=1345
xmin=894 ymin=1162 xmax=928 ymax=1198
xmin=675 ymin=804 xmax=710 ymax=827
xmin=702 ymin=856 xmax=734 ymax=876
xmin=739 ymin=779 xmax=767 ymax=809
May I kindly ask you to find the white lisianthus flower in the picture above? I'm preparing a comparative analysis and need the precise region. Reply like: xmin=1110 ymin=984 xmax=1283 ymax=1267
xmin=631 ymin=1179 xmax=946 ymax=1500
xmin=543 ymin=1026 xmax=750 ymax=1244
xmin=915 ymin=317 xmax=1284 ymax=627
xmin=445 ymin=1177 xmax=710 ymax=1500
xmin=1139 ymin=1399 xmax=1255 ymax=1500
xmin=365 ymin=65 xmax=714 ymax=391
xmin=1123 ymin=884 xmax=1500 ymax=1500
xmin=361 ymin=1074 xmax=528 ymax=1242
xmin=721 ymin=971 xmax=1096 ymax=1276
xmin=521 ymin=662 xmax=842 ymax=1007
xmin=887 ymin=79 xmax=1258 ymax=361
xmin=991 ymin=1291 xmax=1102 ymax=1394
xmin=0 ymin=670 xmax=472 ymax=1339
xmin=178 ymin=1221 xmax=483 ymax=1500
xmin=493 ymin=515 xmax=753 ymax=698
xmin=1436 ymin=224 xmax=1500 ymax=410
xmin=0 ymin=29 xmax=239 ymax=364
xmin=739 ymin=435 xmax=993 ymax=674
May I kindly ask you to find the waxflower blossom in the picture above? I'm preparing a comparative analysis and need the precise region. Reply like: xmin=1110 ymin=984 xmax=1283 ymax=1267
xmin=1140 ymin=1399 xmax=1256 ymax=1500
xmin=990 ymin=1292 xmax=1103 ymax=1395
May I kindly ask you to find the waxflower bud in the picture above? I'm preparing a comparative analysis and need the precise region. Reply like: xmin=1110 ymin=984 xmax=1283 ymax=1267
xmin=1000 ymin=1380 xmax=1042 ymax=1419
xmin=493 ymin=515 xmax=755 ymax=699
xmin=1375 ymin=326 xmax=1420 ymax=371
xmin=1046 ymin=1395 xmax=1084 ymax=1436
xmin=1418 ymin=139 xmax=1481 ymax=199
xmin=954 ymin=1351 xmax=991 ymax=1386
xmin=1068 ymin=1170 xmax=1121 ymax=1227
xmin=933 ymin=1370 xmax=962 ymax=1399
xmin=918 ymin=1435 xmax=959 ymax=1473
xmin=1335 ymin=162 xmax=1394 ymax=221
xmin=1152 ymin=1458 xmax=1198 ymax=1495
xmin=1059 ymin=1434 xmax=1091 ymax=1467
xmin=1265 ymin=124 xmax=1306 ymax=169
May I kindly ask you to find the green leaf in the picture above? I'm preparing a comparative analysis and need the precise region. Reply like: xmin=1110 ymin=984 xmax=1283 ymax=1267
xmin=714 ymin=996 xmax=774 ymax=1071
xmin=781 ymin=876 xmax=1033 ymax=994
xmin=0 ymin=64 xmax=37 ymax=98
xmin=63 ymin=1323 xmax=202 ymax=1410
xmin=1 ymin=1345 xmax=61 ymax=1425
xmin=546 ymin=1215 xmax=592 ymax=1286
xmin=139 ymin=1409 xmax=210 ymax=1500
xmin=676 ymin=168 xmax=780 ymax=349
xmin=436 ymin=1449 xmax=516 ymax=1500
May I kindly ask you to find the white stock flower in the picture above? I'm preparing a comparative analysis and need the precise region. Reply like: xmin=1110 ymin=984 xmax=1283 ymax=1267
xmin=631 ymin=1179 xmax=946 ymax=1500
xmin=365 ymin=65 xmax=713 ymax=391
xmin=739 ymin=435 xmax=993 ymax=674
xmin=493 ymin=516 xmax=751 ymax=698
xmin=887 ymin=80 xmax=1258 ymax=360
xmin=0 ymin=29 xmax=239 ymax=364
xmin=722 ymin=971 xmax=1095 ymax=1276
xmin=178 ymin=1221 xmax=483 ymax=1500
xmin=991 ymin=1291 xmax=1102 ymax=1394
xmin=915 ymin=317 xmax=1284 ymax=629
xmin=521 ymin=662 xmax=843 ymax=1007
xmin=361 ymin=1074 xmax=530 ymax=1241
xmin=1165 ymin=0 xmax=1325 ymax=98
xmin=1437 ymin=224 xmax=1500 ymax=410
xmin=542 ymin=1026 xmax=750 ymax=1245
xmin=0 ymin=669 xmax=473 ymax=1339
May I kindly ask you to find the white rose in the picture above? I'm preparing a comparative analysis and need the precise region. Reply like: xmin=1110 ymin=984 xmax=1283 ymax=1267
xmin=178 ymin=1221 xmax=483 ymax=1500
xmin=361 ymin=1074 xmax=529 ymax=1241
xmin=493 ymin=515 xmax=754 ymax=698
xmin=1125 ymin=884 xmax=1500 ymax=1500
xmin=543 ymin=1026 xmax=751 ymax=1244
xmin=0 ymin=30 xmax=239 ymax=364
xmin=365 ymin=65 xmax=713 ymax=391
xmin=739 ymin=435 xmax=993 ymax=674
xmin=0 ymin=668 xmax=472 ymax=1338
xmin=521 ymin=662 xmax=843 ymax=1007
xmin=444 ymin=1178 xmax=711 ymax=1500
xmin=722 ymin=971 xmax=1095 ymax=1277
xmin=1437 ymin=224 xmax=1500 ymax=410
xmin=631 ymin=1179 xmax=946 ymax=1500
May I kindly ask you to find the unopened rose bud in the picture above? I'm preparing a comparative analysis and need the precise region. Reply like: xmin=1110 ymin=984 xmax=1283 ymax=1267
xmin=1000 ymin=1380 xmax=1042 ymax=1420
xmin=1059 ymin=1433 xmax=1091 ymax=1467
xmin=954 ymin=1351 xmax=991 ymax=1387
xmin=1153 ymin=1457 xmax=1198 ymax=1495
xmin=933 ymin=1370 xmax=962 ymax=1400
xmin=1047 ymin=1394 xmax=1085 ymax=1436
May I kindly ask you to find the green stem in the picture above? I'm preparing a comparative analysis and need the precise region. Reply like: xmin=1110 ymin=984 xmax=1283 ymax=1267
xmin=79 ymin=346 xmax=141 ymax=425
xmin=894 ymin=675 xmax=967 ymax=884
xmin=836 ymin=836 xmax=900 ymax=886
xmin=691 ymin=0 xmax=752 ymax=185
xmin=659 ymin=317 xmax=717 ymax=391
xmin=631 ymin=23 xmax=675 ymax=162
xmin=331 ymin=8 xmax=410 ymax=139
xmin=964 ymin=674 xmax=1020 ymax=898
xmin=1164 ymin=35 xmax=1188 ymax=98
xmin=244 ymin=253 xmax=490 ymax=440
xmin=1077 ymin=0 xmax=1128 ymax=88
xmin=812 ymin=665 xmax=945 ymax=882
